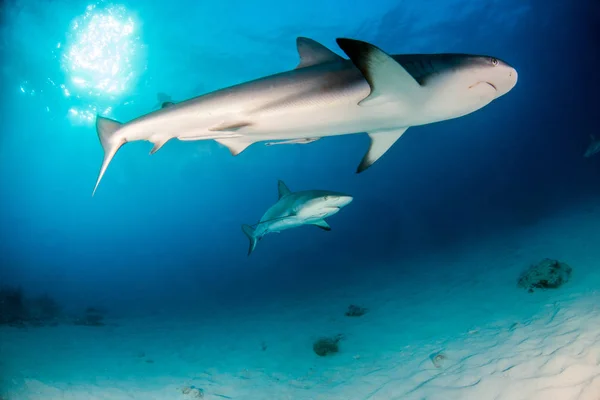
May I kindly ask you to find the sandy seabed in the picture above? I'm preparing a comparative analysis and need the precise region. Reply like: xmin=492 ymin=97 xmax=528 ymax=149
xmin=2 ymin=201 xmax=600 ymax=400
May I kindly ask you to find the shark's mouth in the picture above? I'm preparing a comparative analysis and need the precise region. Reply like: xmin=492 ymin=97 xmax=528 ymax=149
xmin=469 ymin=81 xmax=497 ymax=91
xmin=485 ymin=82 xmax=498 ymax=91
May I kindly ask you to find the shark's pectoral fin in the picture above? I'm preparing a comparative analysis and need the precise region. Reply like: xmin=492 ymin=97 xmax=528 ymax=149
xmin=149 ymin=138 xmax=170 ymax=155
xmin=312 ymin=220 xmax=331 ymax=231
xmin=215 ymin=138 xmax=254 ymax=156
xmin=336 ymin=38 xmax=422 ymax=107
xmin=358 ymin=127 xmax=409 ymax=173
xmin=296 ymin=37 xmax=343 ymax=69
xmin=277 ymin=180 xmax=292 ymax=199
xmin=161 ymin=101 xmax=176 ymax=109
xmin=209 ymin=121 xmax=253 ymax=132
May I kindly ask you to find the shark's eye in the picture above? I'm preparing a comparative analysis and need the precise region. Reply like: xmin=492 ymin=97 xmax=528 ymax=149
xmin=491 ymin=58 xmax=499 ymax=66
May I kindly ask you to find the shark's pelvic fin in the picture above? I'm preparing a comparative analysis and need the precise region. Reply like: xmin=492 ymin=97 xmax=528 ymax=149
xmin=277 ymin=180 xmax=292 ymax=199
xmin=209 ymin=121 xmax=253 ymax=132
xmin=150 ymin=138 xmax=170 ymax=155
xmin=358 ymin=127 xmax=409 ymax=173
xmin=335 ymin=38 xmax=422 ymax=107
xmin=242 ymin=224 xmax=258 ymax=256
xmin=295 ymin=37 xmax=343 ymax=69
xmin=215 ymin=138 xmax=254 ymax=156
xmin=312 ymin=220 xmax=331 ymax=231
xmin=93 ymin=116 xmax=125 ymax=196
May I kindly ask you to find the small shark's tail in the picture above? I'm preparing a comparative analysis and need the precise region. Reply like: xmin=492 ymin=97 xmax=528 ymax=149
xmin=241 ymin=224 xmax=258 ymax=256
xmin=93 ymin=116 xmax=125 ymax=196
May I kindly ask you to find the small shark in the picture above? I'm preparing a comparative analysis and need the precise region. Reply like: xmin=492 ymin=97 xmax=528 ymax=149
xmin=264 ymin=137 xmax=320 ymax=146
xmin=242 ymin=180 xmax=353 ymax=255
xmin=92 ymin=37 xmax=518 ymax=195
xmin=584 ymin=135 xmax=600 ymax=158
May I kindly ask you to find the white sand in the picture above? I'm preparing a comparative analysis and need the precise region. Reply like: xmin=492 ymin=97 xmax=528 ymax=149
xmin=2 ymin=201 xmax=600 ymax=400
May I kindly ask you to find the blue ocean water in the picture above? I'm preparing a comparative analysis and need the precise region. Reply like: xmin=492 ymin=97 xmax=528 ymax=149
xmin=1 ymin=0 xmax=599 ymax=398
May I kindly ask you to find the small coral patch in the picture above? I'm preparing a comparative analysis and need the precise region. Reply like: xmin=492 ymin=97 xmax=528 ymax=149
xmin=313 ymin=334 xmax=344 ymax=357
xmin=517 ymin=258 xmax=572 ymax=292
xmin=345 ymin=304 xmax=368 ymax=317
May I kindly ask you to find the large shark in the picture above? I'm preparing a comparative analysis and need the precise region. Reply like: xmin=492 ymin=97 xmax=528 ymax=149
xmin=584 ymin=135 xmax=600 ymax=158
xmin=242 ymin=180 xmax=353 ymax=255
xmin=92 ymin=37 xmax=518 ymax=195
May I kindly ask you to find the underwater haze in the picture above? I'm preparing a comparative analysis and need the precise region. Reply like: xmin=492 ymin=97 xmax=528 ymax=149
xmin=1 ymin=0 xmax=600 ymax=399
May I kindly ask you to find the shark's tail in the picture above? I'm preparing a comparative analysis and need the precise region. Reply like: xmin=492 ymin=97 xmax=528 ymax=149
xmin=241 ymin=224 xmax=258 ymax=256
xmin=93 ymin=116 xmax=125 ymax=196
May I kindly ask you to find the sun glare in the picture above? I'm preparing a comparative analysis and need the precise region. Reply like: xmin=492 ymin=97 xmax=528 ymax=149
xmin=59 ymin=2 xmax=142 ymax=123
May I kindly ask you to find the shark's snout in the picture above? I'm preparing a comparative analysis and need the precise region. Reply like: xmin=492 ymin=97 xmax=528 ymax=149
xmin=337 ymin=195 xmax=354 ymax=207
xmin=508 ymin=67 xmax=518 ymax=91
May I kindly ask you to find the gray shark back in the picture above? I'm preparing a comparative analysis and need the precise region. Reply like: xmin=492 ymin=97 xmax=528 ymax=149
xmin=392 ymin=54 xmax=508 ymax=86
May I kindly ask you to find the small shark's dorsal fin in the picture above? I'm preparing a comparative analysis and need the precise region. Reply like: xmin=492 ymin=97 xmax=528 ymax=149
xmin=277 ymin=180 xmax=292 ymax=199
xmin=336 ymin=38 xmax=422 ymax=107
xmin=358 ymin=127 xmax=409 ymax=173
xmin=296 ymin=37 xmax=343 ymax=69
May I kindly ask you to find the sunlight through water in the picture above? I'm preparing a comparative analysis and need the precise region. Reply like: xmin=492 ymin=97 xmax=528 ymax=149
xmin=61 ymin=2 xmax=143 ymax=123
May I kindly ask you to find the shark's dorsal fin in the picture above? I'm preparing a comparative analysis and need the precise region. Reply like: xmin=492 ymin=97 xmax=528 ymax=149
xmin=278 ymin=180 xmax=292 ymax=199
xmin=357 ymin=127 xmax=409 ymax=173
xmin=336 ymin=38 xmax=422 ymax=107
xmin=296 ymin=37 xmax=343 ymax=69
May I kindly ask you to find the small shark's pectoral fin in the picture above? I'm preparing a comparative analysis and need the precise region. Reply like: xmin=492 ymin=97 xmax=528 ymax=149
xmin=215 ymin=138 xmax=254 ymax=156
xmin=149 ymin=138 xmax=170 ymax=155
xmin=296 ymin=37 xmax=343 ymax=69
xmin=209 ymin=121 xmax=253 ymax=132
xmin=358 ymin=127 xmax=409 ymax=173
xmin=312 ymin=220 xmax=331 ymax=231
xmin=161 ymin=101 xmax=176 ymax=109
xmin=336 ymin=38 xmax=422 ymax=107
xmin=277 ymin=180 xmax=292 ymax=199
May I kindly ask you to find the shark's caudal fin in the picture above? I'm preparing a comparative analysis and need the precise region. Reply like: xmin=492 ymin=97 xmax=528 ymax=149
xmin=335 ymin=38 xmax=422 ymax=107
xmin=93 ymin=116 xmax=125 ymax=196
xmin=242 ymin=224 xmax=259 ymax=256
